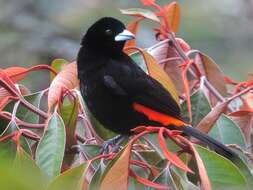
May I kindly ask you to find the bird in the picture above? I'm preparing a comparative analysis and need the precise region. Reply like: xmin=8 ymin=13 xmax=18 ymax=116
xmin=77 ymin=17 xmax=236 ymax=159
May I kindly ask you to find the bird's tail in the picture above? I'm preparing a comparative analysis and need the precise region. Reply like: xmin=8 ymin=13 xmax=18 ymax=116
xmin=178 ymin=125 xmax=237 ymax=159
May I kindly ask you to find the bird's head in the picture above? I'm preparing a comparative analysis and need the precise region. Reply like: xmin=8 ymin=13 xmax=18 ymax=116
xmin=81 ymin=17 xmax=135 ymax=55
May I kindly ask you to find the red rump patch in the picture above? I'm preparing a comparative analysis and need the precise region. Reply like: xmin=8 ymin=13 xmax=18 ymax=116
xmin=133 ymin=103 xmax=186 ymax=127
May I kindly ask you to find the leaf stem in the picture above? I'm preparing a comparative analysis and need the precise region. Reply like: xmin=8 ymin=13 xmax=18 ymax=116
xmin=167 ymin=32 xmax=226 ymax=103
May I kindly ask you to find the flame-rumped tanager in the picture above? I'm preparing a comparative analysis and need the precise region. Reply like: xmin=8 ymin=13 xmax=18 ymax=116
xmin=77 ymin=17 xmax=236 ymax=159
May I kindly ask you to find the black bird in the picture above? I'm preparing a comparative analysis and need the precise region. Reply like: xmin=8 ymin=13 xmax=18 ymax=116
xmin=77 ymin=17 xmax=236 ymax=159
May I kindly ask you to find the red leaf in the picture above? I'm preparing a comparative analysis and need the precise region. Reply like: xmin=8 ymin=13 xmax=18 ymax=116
xmin=181 ymin=60 xmax=193 ymax=121
xmin=140 ymin=0 xmax=156 ymax=6
xmin=48 ymin=62 xmax=79 ymax=113
xmin=176 ymin=38 xmax=191 ymax=52
xmin=229 ymin=110 xmax=253 ymax=143
xmin=3 ymin=67 xmax=28 ymax=83
xmin=3 ymin=65 xmax=57 ymax=83
xmin=158 ymin=128 xmax=192 ymax=173
xmin=190 ymin=145 xmax=211 ymax=190
xmin=177 ymin=136 xmax=211 ymax=190
xmin=157 ymin=2 xmax=181 ymax=33
xmin=129 ymin=169 xmax=168 ymax=189
xmin=0 ymin=95 xmax=17 ymax=111
xmin=196 ymin=101 xmax=230 ymax=133
xmin=124 ymin=18 xmax=142 ymax=51
xmin=142 ymin=50 xmax=180 ymax=105
xmin=224 ymin=75 xmax=238 ymax=85
xmin=148 ymin=40 xmax=185 ymax=96
xmin=130 ymin=159 xmax=160 ymax=177
xmin=100 ymin=143 xmax=132 ymax=190
xmin=0 ymin=70 xmax=19 ymax=94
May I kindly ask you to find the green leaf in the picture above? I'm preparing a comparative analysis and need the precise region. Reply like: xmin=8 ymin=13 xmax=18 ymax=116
xmin=5 ymin=91 xmax=44 ymax=124
xmin=141 ymin=133 xmax=179 ymax=164
xmin=170 ymin=166 xmax=199 ymax=190
xmin=89 ymin=164 xmax=105 ymax=190
xmin=14 ymin=148 xmax=46 ymax=190
xmin=120 ymin=8 xmax=160 ymax=22
xmin=36 ymin=112 xmax=66 ymax=180
xmin=130 ymin=51 xmax=148 ymax=73
xmin=59 ymin=93 xmax=78 ymax=148
xmin=79 ymin=144 xmax=100 ymax=159
xmin=181 ymin=90 xmax=211 ymax=126
xmin=47 ymin=163 xmax=88 ymax=190
xmin=0 ymin=148 xmax=45 ymax=190
xmin=195 ymin=145 xmax=249 ymax=190
xmin=128 ymin=177 xmax=146 ymax=190
xmin=50 ymin=59 xmax=68 ymax=80
xmin=148 ymin=167 xmax=178 ymax=190
xmin=100 ymin=143 xmax=132 ymax=190
xmin=232 ymin=157 xmax=253 ymax=189
xmin=79 ymin=144 xmax=101 ymax=169
xmin=209 ymin=114 xmax=246 ymax=149
xmin=0 ymin=121 xmax=31 ymax=159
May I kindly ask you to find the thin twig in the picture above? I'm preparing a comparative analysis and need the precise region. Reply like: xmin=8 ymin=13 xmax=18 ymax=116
xmin=167 ymin=32 xmax=226 ymax=103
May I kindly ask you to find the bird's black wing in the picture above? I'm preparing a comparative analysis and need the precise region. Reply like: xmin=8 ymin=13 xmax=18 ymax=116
xmin=102 ymin=56 xmax=181 ymax=120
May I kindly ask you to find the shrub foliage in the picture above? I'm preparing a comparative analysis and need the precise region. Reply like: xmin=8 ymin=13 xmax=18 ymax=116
xmin=0 ymin=1 xmax=253 ymax=190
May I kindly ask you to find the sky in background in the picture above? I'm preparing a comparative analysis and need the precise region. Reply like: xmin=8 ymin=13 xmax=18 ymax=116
xmin=0 ymin=0 xmax=252 ymax=90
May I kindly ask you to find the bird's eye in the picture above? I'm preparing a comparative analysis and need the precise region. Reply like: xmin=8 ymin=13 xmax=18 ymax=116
xmin=105 ymin=29 xmax=112 ymax=35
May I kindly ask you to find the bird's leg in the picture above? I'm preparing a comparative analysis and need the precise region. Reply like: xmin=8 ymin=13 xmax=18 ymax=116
xmin=100 ymin=135 xmax=128 ymax=154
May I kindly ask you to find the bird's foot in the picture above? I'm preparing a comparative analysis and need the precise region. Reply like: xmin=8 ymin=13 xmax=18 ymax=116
xmin=100 ymin=135 xmax=127 ymax=154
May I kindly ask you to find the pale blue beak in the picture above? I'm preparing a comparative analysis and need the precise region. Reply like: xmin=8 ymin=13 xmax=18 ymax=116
xmin=115 ymin=30 xmax=135 ymax=42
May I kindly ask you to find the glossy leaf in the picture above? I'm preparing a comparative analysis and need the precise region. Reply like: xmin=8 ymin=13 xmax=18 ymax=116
xmin=36 ymin=112 xmax=66 ymax=180
xmin=14 ymin=148 xmax=46 ymax=190
xmin=198 ymin=52 xmax=227 ymax=96
xmin=196 ymin=101 xmax=229 ymax=133
xmin=181 ymin=89 xmax=212 ymax=126
xmin=142 ymin=50 xmax=180 ymax=105
xmin=130 ymin=51 xmax=148 ymax=73
xmin=7 ymin=91 xmax=44 ymax=124
xmin=148 ymin=41 xmax=185 ymax=96
xmin=3 ymin=65 xmax=57 ymax=84
xmin=229 ymin=110 xmax=253 ymax=144
xmin=209 ymin=114 xmax=246 ymax=149
xmin=158 ymin=129 xmax=192 ymax=173
xmin=163 ymin=2 xmax=181 ymax=32
xmin=50 ymin=59 xmax=68 ymax=81
xmin=170 ymin=166 xmax=199 ymax=190
xmin=79 ymin=144 xmax=100 ymax=160
xmin=47 ymin=163 xmax=88 ymax=190
xmin=100 ymin=143 xmax=132 ymax=190
xmin=148 ymin=166 xmax=178 ymax=190
xmin=59 ymin=92 xmax=79 ymax=148
xmin=195 ymin=145 xmax=249 ymax=190
xmin=48 ymin=61 xmax=79 ymax=113
xmin=189 ymin=141 xmax=211 ymax=190
xmin=3 ymin=67 xmax=28 ymax=83
xmin=89 ymin=165 xmax=105 ymax=190
xmin=129 ymin=169 xmax=168 ymax=189
xmin=120 ymin=8 xmax=160 ymax=22
xmin=0 ymin=121 xmax=31 ymax=158
xmin=0 ymin=148 xmax=45 ymax=190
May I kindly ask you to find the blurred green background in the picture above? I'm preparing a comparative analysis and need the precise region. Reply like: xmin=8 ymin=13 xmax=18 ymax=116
xmin=0 ymin=0 xmax=252 ymax=91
